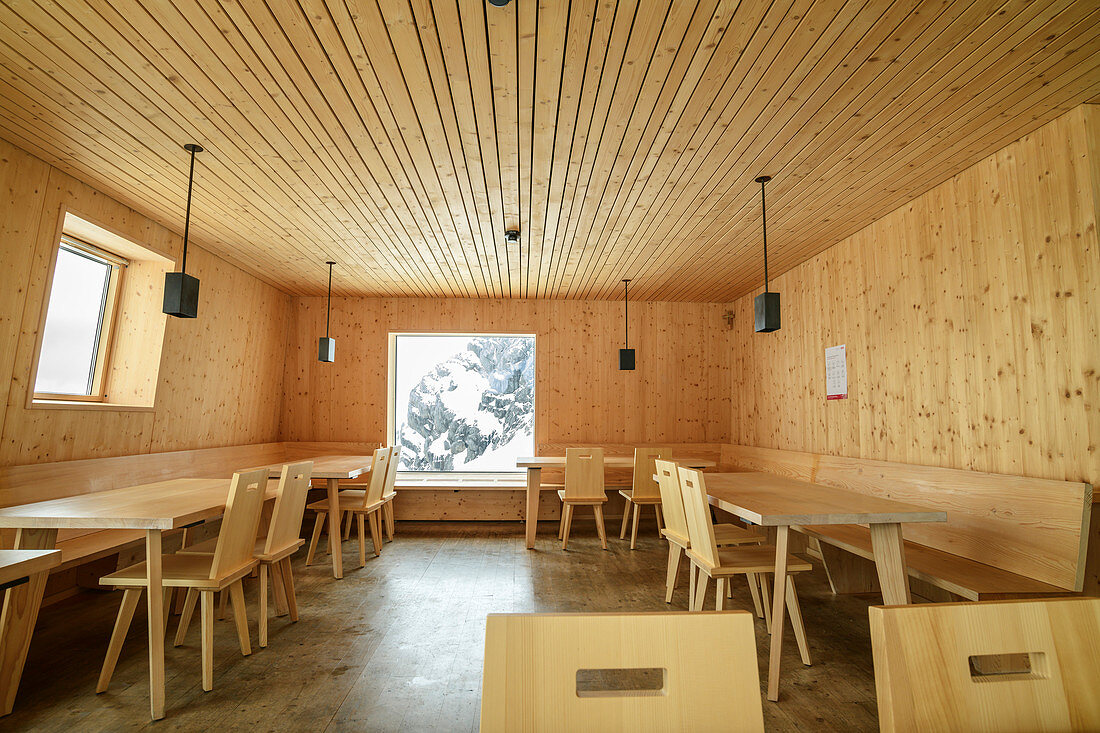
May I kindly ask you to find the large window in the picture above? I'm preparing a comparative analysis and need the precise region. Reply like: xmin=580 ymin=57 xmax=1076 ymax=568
xmin=34 ymin=235 xmax=125 ymax=400
xmin=391 ymin=334 xmax=535 ymax=472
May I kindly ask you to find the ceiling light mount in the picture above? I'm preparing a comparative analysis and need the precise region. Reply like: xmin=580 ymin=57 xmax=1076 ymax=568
xmin=505 ymin=229 xmax=520 ymax=244
xmin=487 ymin=0 xmax=514 ymax=6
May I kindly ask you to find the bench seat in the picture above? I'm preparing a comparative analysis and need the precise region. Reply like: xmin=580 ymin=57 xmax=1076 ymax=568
xmin=800 ymin=524 xmax=1071 ymax=601
xmin=54 ymin=529 xmax=148 ymax=572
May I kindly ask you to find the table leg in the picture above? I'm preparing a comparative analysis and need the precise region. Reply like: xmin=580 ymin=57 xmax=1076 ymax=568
xmin=0 ymin=528 xmax=57 ymax=716
xmin=146 ymin=530 xmax=165 ymax=720
xmin=767 ymin=525 xmax=790 ymax=702
xmin=869 ymin=522 xmax=912 ymax=604
xmin=327 ymin=478 xmax=343 ymax=579
xmin=524 ymin=467 xmax=541 ymax=549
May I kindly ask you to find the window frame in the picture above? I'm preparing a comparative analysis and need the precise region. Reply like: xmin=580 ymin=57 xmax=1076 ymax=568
xmin=32 ymin=234 xmax=127 ymax=403
xmin=387 ymin=331 xmax=537 ymax=476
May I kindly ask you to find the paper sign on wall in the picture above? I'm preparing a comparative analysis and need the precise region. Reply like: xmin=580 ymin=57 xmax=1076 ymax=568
xmin=825 ymin=344 xmax=847 ymax=400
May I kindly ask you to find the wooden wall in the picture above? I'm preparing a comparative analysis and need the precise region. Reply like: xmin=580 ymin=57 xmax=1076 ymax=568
xmin=280 ymin=299 xmax=730 ymax=446
xmin=727 ymin=105 xmax=1099 ymax=487
xmin=0 ymin=138 xmax=289 ymax=465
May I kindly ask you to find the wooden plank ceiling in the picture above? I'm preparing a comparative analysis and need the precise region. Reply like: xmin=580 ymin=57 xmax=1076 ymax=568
xmin=0 ymin=0 xmax=1098 ymax=301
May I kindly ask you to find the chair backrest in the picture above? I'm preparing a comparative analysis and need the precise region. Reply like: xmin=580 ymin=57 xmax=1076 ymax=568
xmin=677 ymin=467 xmax=719 ymax=569
xmin=363 ymin=447 xmax=392 ymax=506
xmin=869 ymin=597 xmax=1100 ymax=732
xmin=630 ymin=448 xmax=665 ymax=500
xmin=564 ymin=447 xmax=605 ymax=500
xmin=262 ymin=461 xmax=313 ymax=556
xmin=383 ymin=445 xmax=401 ymax=498
xmin=209 ymin=468 xmax=270 ymax=579
xmin=653 ymin=459 xmax=688 ymax=545
xmin=480 ymin=611 xmax=763 ymax=732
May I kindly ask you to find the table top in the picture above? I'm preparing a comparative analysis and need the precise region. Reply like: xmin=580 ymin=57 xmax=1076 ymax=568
xmin=704 ymin=472 xmax=947 ymax=526
xmin=517 ymin=456 xmax=716 ymax=469
xmin=245 ymin=454 xmax=374 ymax=480
xmin=0 ymin=478 xmax=252 ymax=530
xmin=0 ymin=549 xmax=62 ymax=585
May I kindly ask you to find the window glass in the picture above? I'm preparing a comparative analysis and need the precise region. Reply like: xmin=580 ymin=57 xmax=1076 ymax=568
xmin=34 ymin=244 xmax=113 ymax=395
xmin=393 ymin=334 xmax=535 ymax=472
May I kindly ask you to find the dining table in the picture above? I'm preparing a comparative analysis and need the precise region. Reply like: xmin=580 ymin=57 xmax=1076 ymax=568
xmin=703 ymin=471 xmax=947 ymax=702
xmin=0 ymin=477 xmax=266 ymax=720
xmin=516 ymin=455 xmax=717 ymax=549
xmin=245 ymin=454 xmax=374 ymax=580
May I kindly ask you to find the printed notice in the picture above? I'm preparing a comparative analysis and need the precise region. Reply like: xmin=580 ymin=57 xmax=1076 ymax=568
xmin=825 ymin=344 xmax=847 ymax=400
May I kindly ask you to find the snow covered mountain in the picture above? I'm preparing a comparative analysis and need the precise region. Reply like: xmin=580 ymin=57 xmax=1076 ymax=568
xmin=398 ymin=336 xmax=535 ymax=471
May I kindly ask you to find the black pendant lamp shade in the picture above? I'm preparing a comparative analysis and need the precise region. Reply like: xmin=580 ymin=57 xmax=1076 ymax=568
xmin=163 ymin=143 xmax=203 ymax=318
xmin=753 ymin=175 xmax=781 ymax=333
xmin=318 ymin=261 xmax=336 ymax=362
xmin=619 ymin=278 xmax=635 ymax=370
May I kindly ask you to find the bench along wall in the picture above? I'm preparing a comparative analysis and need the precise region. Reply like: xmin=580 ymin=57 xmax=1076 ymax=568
xmin=0 ymin=138 xmax=290 ymax=466
xmin=725 ymin=104 xmax=1099 ymax=489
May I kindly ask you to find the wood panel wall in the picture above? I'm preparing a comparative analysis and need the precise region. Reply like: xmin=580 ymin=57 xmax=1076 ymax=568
xmin=727 ymin=105 xmax=1099 ymax=487
xmin=0 ymin=138 xmax=289 ymax=466
xmin=280 ymin=298 xmax=730 ymax=446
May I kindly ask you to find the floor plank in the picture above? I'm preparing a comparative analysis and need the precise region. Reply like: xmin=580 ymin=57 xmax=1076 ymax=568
xmin=5 ymin=521 xmax=881 ymax=731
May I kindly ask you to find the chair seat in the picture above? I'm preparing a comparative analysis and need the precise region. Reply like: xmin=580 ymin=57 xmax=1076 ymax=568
xmin=557 ymin=489 xmax=607 ymax=505
xmin=308 ymin=495 xmax=386 ymax=513
xmin=618 ymin=489 xmax=661 ymax=505
xmin=687 ymin=545 xmax=813 ymax=577
xmin=100 ymin=554 xmax=257 ymax=590
xmin=663 ymin=523 xmax=764 ymax=549
xmin=177 ymin=536 xmax=305 ymax=563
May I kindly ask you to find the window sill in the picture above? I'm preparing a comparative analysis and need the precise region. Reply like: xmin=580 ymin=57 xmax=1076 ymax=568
xmin=395 ymin=473 xmax=528 ymax=490
xmin=29 ymin=399 xmax=154 ymax=412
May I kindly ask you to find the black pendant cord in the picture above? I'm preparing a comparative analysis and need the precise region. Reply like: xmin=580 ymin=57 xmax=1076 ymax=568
xmin=756 ymin=175 xmax=771 ymax=293
xmin=181 ymin=143 xmax=202 ymax=274
xmin=623 ymin=278 xmax=630 ymax=348
xmin=325 ymin=261 xmax=335 ymax=338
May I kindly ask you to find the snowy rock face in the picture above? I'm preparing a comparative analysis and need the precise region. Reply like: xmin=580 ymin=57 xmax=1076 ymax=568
xmin=398 ymin=337 xmax=535 ymax=470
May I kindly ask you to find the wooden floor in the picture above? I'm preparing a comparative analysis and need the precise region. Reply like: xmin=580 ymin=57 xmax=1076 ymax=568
xmin=7 ymin=521 xmax=881 ymax=731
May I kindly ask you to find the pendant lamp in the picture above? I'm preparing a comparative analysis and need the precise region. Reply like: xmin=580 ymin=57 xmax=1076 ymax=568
xmin=619 ymin=278 xmax=635 ymax=370
xmin=163 ymin=143 xmax=204 ymax=318
xmin=753 ymin=175 xmax=780 ymax=333
xmin=318 ymin=261 xmax=336 ymax=362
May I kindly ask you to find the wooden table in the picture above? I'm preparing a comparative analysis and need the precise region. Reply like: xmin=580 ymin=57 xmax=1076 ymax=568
xmin=246 ymin=455 xmax=373 ymax=580
xmin=0 ymin=549 xmax=62 ymax=716
xmin=516 ymin=456 xmax=716 ymax=549
xmin=704 ymin=472 xmax=947 ymax=702
xmin=0 ymin=478 xmax=250 ymax=720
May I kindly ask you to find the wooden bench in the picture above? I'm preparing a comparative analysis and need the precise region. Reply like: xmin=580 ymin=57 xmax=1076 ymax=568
xmin=721 ymin=445 xmax=1094 ymax=601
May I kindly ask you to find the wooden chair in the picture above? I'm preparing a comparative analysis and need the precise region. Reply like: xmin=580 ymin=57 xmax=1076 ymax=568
xmin=677 ymin=466 xmax=812 ymax=667
xmin=480 ymin=611 xmax=764 ymax=732
xmin=617 ymin=448 xmax=665 ymax=549
xmin=870 ymin=597 xmax=1100 ymax=732
xmin=175 ymin=461 xmax=313 ymax=647
xmin=653 ymin=459 xmax=763 ymax=607
xmin=306 ymin=447 xmax=391 ymax=568
xmin=557 ymin=448 xmax=609 ymax=550
xmin=97 ymin=468 xmax=269 ymax=693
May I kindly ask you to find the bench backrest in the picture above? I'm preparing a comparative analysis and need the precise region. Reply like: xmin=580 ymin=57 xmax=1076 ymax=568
xmin=869 ymin=598 xmax=1100 ymax=732
xmin=480 ymin=611 xmax=763 ymax=732
xmin=722 ymin=445 xmax=1093 ymax=591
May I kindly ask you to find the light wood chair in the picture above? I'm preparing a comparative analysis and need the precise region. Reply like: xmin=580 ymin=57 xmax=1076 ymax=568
xmin=870 ymin=597 xmax=1100 ymax=732
xmin=176 ymin=461 xmax=313 ymax=647
xmin=557 ymin=447 xmax=609 ymax=550
xmin=653 ymin=459 xmax=764 ymax=607
xmin=380 ymin=445 xmax=400 ymax=541
xmin=678 ymin=466 xmax=812 ymax=667
xmin=617 ymin=447 xmax=665 ymax=549
xmin=306 ymin=447 xmax=391 ymax=568
xmin=97 ymin=468 xmax=269 ymax=693
xmin=480 ymin=611 xmax=764 ymax=732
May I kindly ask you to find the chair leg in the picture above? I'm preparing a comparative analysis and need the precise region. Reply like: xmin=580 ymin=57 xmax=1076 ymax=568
xmin=228 ymin=580 xmax=251 ymax=656
xmin=305 ymin=511 xmax=325 ymax=565
xmin=715 ymin=577 xmax=727 ymax=611
xmin=593 ymin=504 xmax=608 ymax=550
xmin=561 ymin=504 xmax=574 ymax=550
xmin=369 ymin=511 xmax=382 ymax=556
xmin=217 ymin=590 xmax=228 ymax=621
xmin=96 ymin=588 xmax=141 ymax=693
xmin=384 ymin=502 xmax=395 ymax=541
xmin=786 ymin=576 xmax=812 ymax=666
xmin=761 ymin=574 xmax=772 ymax=633
xmin=271 ymin=560 xmax=289 ymax=616
xmin=747 ymin=573 xmax=764 ymax=618
xmin=619 ymin=500 xmax=632 ymax=539
xmin=630 ymin=503 xmax=640 ymax=550
xmin=654 ymin=504 xmax=664 ymax=534
xmin=200 ymin=591 xmax=214 ymax=691
xmin=688 ymin=563 xmax=697 ymax=611
xmin=162 ymin=588 xmax=172 ymax=635
xmin=258 ymin=564 xmax=269 ymax=648
xmin=665 ymin=543 xmax=682 ymax=604
xmin=343 ymin=511 xmax=353 ymax=540
xmin=357 ymin=512 xmax=367 ymax=568
xmin=281 ymin=558 xmax=299 ymax=622
xmin=175 ymin=588 xmax=198 ymax=647
xmin=558 ymin=504 xmax=567 ymax=540
xmin=693 ymin=572 xmax=709 ymax=612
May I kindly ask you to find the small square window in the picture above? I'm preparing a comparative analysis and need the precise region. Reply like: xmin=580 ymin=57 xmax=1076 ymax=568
xmin=33 ymin=235 xmax=126 ymax=401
